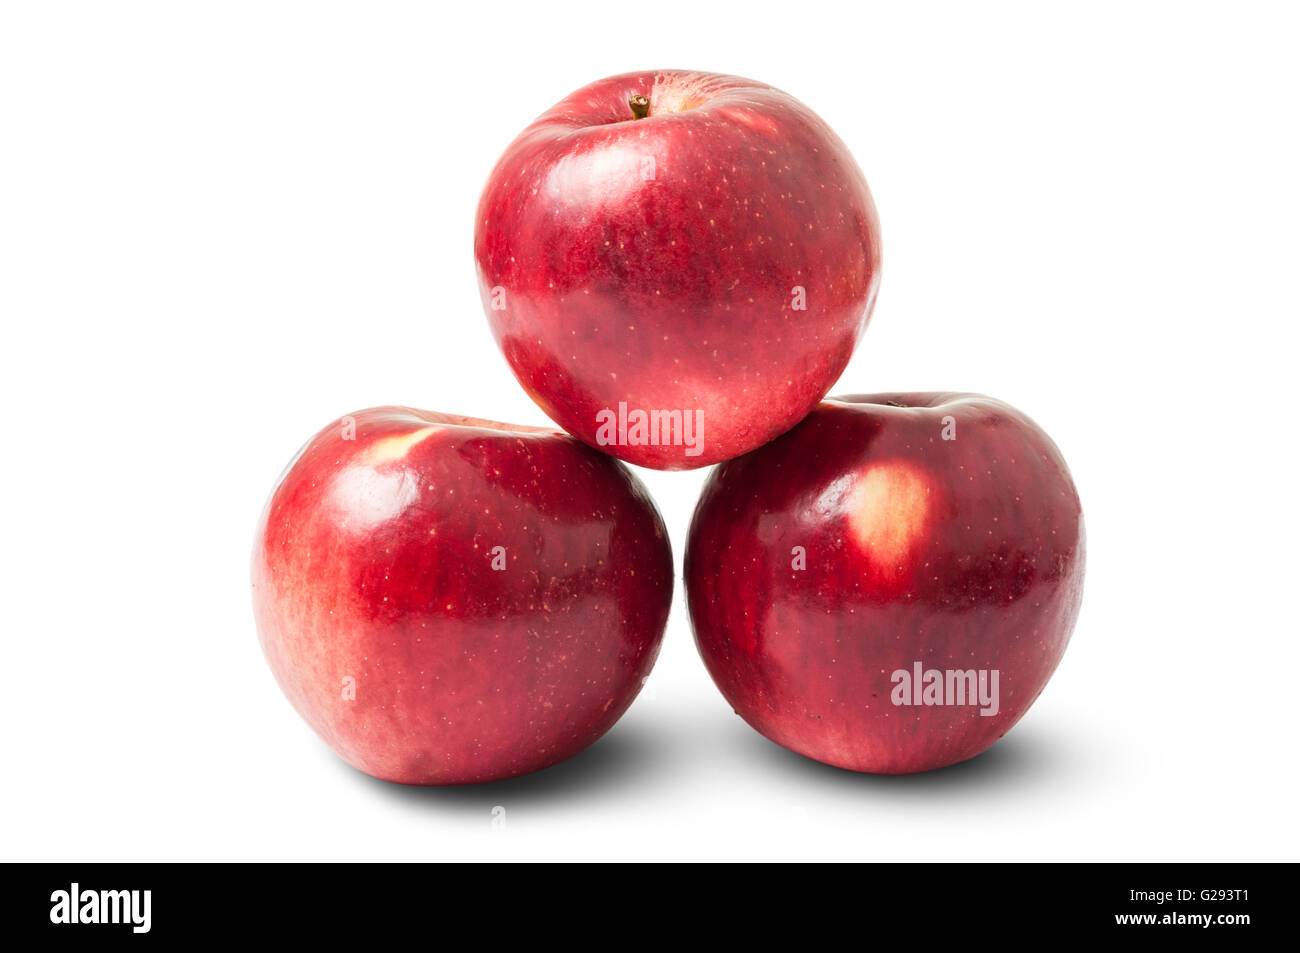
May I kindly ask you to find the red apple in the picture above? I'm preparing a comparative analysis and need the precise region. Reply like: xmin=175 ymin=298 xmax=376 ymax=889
xmin=251 ymin=406 xmax=673 ymax=784
xmin=685 ymin=394 xmax=1085 ymax=774
xmin=474 ymin=70 xmax=882 ymax=470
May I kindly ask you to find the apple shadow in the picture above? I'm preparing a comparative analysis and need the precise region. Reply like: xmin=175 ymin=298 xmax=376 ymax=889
xmin=742 ymin=721 xmax=1069 ymax=796
xmin=341 ymin=718 xmax=672 ymax=814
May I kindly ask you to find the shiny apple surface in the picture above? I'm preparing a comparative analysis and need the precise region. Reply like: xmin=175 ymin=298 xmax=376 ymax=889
xmin=686 ymin=394 xmax=1085 ymax=774
xmin=475 ymin=70 xmax=881 ymax=469
xmin=252 ymin=406 xmax=673 ymax=784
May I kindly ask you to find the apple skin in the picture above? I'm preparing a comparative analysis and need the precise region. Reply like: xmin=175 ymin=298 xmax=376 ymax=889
xmin=474 ymin=70 xmax=881 ymax=470
xmin=251 ymin=406 xmax=673 ymax=785
xmin=685 ymin=394 xmax=1085 ymax=774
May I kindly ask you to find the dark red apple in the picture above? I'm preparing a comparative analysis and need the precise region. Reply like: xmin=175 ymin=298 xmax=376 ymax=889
xmin=251 ymin=406 xmax=673 ymax=784
xmin=474 ymin=70 xmax=882 ymax=470
xmin=685 ymin=394 xmax=1085 ymax=774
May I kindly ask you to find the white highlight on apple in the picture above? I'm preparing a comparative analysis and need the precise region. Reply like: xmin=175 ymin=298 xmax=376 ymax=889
xmin=891 ymin=662 xmax=1000 ymax=717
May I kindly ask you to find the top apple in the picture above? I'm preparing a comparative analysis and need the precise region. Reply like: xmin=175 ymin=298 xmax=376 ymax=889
xmin=474 ymin=70 xmax=882 ymax=469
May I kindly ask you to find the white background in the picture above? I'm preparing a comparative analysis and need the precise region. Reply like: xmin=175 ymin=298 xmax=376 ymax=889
xmin=2 ymin=1 xmax=1297 ymax=862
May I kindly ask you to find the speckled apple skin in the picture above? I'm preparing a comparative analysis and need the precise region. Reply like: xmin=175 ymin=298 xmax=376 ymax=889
xmin=686 ymin=394 xmax=1085 ymax=774
xmin=474 ymin=70 xmax=882 ymax=470
xmin=252 ymin=407 xmax=673 ymax=785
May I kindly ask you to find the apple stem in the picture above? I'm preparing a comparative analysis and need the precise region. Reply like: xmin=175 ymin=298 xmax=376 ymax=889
xmin=629 ymin=94 xmax=650 ymax=120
